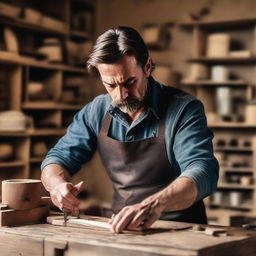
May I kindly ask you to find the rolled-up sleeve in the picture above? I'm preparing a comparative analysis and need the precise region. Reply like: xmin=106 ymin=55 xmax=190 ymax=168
xmin=173 ymin=100 xmax=219 ymax=200
xmin=41 ymin=104 xmax=97 ymax=175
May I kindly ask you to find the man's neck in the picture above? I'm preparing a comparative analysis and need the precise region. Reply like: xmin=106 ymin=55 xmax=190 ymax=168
xmin=126 ymin=106 xmax=145 ymax=123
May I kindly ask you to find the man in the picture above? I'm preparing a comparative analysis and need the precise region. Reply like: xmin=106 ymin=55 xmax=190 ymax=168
xmin=41 ymin=26 xmax=219 ymax=233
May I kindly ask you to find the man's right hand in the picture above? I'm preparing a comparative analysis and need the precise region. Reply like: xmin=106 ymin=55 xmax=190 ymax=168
xmin=49 ymin=181 xmax=83 ymax=216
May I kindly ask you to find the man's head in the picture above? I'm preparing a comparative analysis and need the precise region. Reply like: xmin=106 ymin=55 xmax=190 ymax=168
xmin=87 ymin=26 xmax=153 ymax=116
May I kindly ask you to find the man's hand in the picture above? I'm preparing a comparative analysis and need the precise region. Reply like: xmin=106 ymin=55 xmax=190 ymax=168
xmin=108 ymin=177 xmax=198 ymax=233
xmin=50 ymin=181 xmax=83 ymax=216
xmin=108 ymin=197 xmax=164 ymax=233
xmin=41 ymin=164 xmax=84 ymax=216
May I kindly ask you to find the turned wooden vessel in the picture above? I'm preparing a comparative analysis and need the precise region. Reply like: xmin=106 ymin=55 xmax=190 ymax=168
xmin=2 ymin=179 xmax=42 ymax=210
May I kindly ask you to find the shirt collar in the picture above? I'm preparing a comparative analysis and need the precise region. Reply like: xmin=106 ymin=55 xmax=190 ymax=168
xmin=107 ymin=75 xmax=162 ymax=120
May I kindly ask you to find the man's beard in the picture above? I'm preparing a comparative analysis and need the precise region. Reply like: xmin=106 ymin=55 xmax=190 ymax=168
xmin=113 ymin=97 xmax=144 ymax=113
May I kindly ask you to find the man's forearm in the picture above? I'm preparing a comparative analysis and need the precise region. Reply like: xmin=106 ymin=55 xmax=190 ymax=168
xmin=109 ymin=176 xmax=198 ymax=233
xmin=142 ymin=176 xmax=198 ymax=212
xmin=41 ymin=164 xmax=71 ymax=192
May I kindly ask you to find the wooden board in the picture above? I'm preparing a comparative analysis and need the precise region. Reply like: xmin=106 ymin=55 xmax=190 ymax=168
xmin=1 ymin=215 xmax=256 ymax=255
xmin=47 ymin=215 xmax=193 ymax=234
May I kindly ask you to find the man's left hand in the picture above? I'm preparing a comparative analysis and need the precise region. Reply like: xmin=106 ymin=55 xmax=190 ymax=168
xmin=108 ymin=197 xmax=164 ymax=233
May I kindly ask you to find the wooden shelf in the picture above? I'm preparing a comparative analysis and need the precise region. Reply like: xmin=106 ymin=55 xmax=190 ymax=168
xmin=22 ymin=102 xmax=84 ymax=110
xmin=215 ymin=146 xmax=253 ymax=152
xmin=30 ymin=157 xmax=44 ymax=163
xmin=28 ymin=129 xmax=67 ymax=136
xmin=0 ymin=1 xmax=95 ymax=203
xmin=181 ymin=80 xmax=247 ymax=87
xmin=0 ymin=129 xmax=66 ymax=137
xmin=0 ymin=16 xmax=67 ymax=36
xmin=218 ymin=183 xmax=254 ymax=190
xmin=221 ymin=167 xmax=254 ymax=173
xmin=0 ymin=131 xmax=28 ymax=137
xmin=0 ymin=51 xmax=86 ymax=73
xmin=183 ymin=17 xmax=256 ymax=226
xmin=180 ymin=17 xmax=256 ymax=28
xmin=209 ymin=122 xmax=256 ymax=128
xmin=69 ymin=30 xmax=91 ymax=39
xmin=188 ymin=57 xmax=256 ymax=64
xmin=210 ymin=203 xmax=252 ymax=210
xmin=0 ymin=161 xmax=26 ymax=168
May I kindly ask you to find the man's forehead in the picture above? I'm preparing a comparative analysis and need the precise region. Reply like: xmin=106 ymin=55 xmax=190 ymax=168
xmin=97 ymin=56 xmax=140 ymax=82
xmin=98 ymin=55 xmax=139 ymax=71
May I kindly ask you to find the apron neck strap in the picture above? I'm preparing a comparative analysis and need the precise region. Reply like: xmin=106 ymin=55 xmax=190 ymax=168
xmin=100 ymin=112 xmax=112 ymax=136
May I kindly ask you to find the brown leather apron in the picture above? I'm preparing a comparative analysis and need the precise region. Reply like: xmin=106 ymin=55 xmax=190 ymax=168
xmin=97 ymin=110 xmax=207 ymax=224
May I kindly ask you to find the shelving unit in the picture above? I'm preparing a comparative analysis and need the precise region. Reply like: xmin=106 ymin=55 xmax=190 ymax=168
xmin=0 ymin=0 xmax=95 ymax=194
xmin=180 ymin=18 xmax=256 ymax=225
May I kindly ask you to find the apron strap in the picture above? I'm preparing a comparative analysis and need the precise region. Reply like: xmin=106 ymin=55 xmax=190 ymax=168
xmin=99 ymin=113 xmax=112 ymax=137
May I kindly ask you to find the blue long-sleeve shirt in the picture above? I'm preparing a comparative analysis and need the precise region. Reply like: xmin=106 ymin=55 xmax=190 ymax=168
xmin=41 ymin=76 xmax=219 ymax=200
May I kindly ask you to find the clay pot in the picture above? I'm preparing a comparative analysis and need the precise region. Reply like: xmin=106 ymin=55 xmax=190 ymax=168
xmin=0 ymin=143 xmax=13 ymax=161
xmin=32 ymin=141 xmax=48 ymax=157
xmin=2 ymin=179 xmax=42 ymax=210
xmin=0 ymin=111 xmax=28 ymax=131
xmin=27 ymin=82 xmax=44 ymax=98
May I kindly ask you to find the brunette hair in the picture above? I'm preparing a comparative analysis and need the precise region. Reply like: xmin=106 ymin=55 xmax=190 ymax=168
xmin=87 ymin=26 xmax=150 ymax=72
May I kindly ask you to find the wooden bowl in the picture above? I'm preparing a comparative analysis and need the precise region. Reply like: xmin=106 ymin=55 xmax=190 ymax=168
xmin=27 ymin=82 xmax=44 ymax=97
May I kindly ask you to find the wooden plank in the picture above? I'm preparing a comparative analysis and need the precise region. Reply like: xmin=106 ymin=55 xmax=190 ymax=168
xmin=48 ymin=215 xmax=112 ymax=230
xmin=47 ymin=215 xmax=193 ymax=233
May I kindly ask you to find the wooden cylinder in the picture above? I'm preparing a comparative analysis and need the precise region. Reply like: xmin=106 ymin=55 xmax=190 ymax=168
xmin=2 ymin=179 xmax=41 ymax=210
xmin=245 ymin=104 xmax=256 ymax=124
xmin=206 ymin=33 xmax=230 ymax=57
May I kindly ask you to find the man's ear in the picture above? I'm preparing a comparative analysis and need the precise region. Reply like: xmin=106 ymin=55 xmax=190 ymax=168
xmin=143 ymin=58 xmax=153 ymax=77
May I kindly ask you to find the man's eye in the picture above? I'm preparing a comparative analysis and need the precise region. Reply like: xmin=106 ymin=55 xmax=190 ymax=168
xmin=105 ymin=84 xmax=116 ymax=89
xmin=125 ymin=80 xmax=136 ymax=87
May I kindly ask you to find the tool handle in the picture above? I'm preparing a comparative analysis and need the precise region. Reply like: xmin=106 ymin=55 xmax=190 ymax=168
xmin=41 ymin=196 xmax=51 ymax=203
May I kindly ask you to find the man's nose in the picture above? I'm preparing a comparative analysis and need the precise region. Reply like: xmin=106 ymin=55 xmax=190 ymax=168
xmin=118 ymin=86 xmax=128 ymax=100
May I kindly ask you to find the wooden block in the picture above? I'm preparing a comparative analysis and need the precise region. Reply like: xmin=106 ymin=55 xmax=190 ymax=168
xmin=0 ymin=204 xmax=9 ymax=210
xmin=0 ymin=204 xmax=49 ymax=227
xmin=205 ymin=227 xmax=227 ymax=236
xmin=192 ymin=224 xmax=205 ymax=231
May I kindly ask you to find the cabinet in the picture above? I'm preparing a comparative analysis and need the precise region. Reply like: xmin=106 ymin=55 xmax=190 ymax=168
xmin=180 ymin=18 xmax=256 ymax=225
xmin=0 ymin=0 xmax=95 ymax=195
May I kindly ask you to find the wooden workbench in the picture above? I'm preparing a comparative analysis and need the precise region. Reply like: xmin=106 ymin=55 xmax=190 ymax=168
xmin=0 ymin=215 xmax=256 ymax=256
